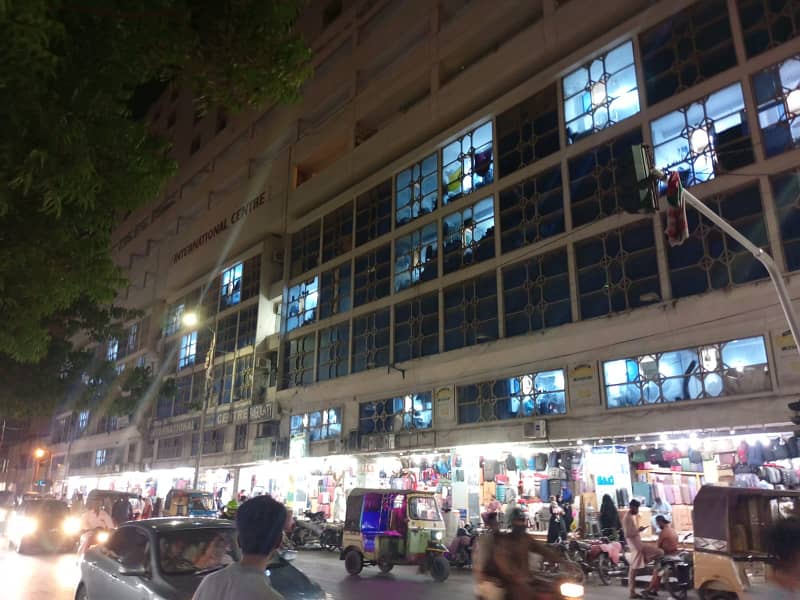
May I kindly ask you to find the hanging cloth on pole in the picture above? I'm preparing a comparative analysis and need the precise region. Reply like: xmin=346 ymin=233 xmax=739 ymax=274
xmin=665 ymin=171 xmax=689 ymax=246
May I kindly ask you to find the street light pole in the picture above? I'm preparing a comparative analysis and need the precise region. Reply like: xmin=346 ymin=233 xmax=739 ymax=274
xmin=192 ymin=328 xmax=216 ymax=490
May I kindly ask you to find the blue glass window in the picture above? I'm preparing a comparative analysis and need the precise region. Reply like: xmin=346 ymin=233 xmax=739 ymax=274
xmin=651 ymin=83 xmax=753 ymax=187
xmin=394 ymin=223 xmax=438 ymax=292
xmin=442 ymin=122 xmax=493 ymax=204
xmin=457 ymin=368 xmax=567 ymax=424
xmin=178 ymin=331 xmax=197 ymax=369
xmin=396 ymin=152 xmax=438 ymax=226
xmin=163 ymin=302 xmax=185 ymax=337
xmin=358 ymin=393 xmax=433 ymax=434
xmin=499 ymin=166 xmax=564 ymax=252
xmin=604 ymin=336 xmax=771 ymax=409
xmin=503 ymin=248 xmax=571 ymax=338
xmin=666 ymin=183 xmax=768 ymax=298
xmin=753 ymin=55 xmax=800 ymax=158
xmin=563 ymin=41 xmax=640 ymax=145
xmin=317 ymin=322 xmax=349 ymax=382
xmin=285 ymin=277 xmax=318 ymax=332
xmin=351 ymin=308 xmax=390 ymax=374
xmin=771 ymin=169 xmax=800 ymax=271
xmin=106 ymin=338 xmax=119 ymax=362
xmin=282 ymin=333 xmax=315 ymax=389
xmin=319 ymin=263 xmax=351 ymax=320
xmin=236 ymin=305 xmax=258 ymax=349
xmin=220 ymin=263 xmax=243 ymax=309
xmin=394 ymin=293 xmax=438 ymax=362
xmin=442 ymin=197 xmax=495 ymax=274
xmin=291 ymin=408 xmax=342 ymax=441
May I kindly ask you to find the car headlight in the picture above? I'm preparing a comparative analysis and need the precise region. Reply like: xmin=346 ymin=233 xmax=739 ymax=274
xmin=433 ymin=531 xmax=443 ymax=541
xmin=96 ymin=530 xmax=110 ymax=544
xmin=560 ymin=582 xmax=584 ymax=599
xmin=21 ymin=517 xmax=38 ymax=536
xmin=63 ymin=517 xmax=81 ymax=535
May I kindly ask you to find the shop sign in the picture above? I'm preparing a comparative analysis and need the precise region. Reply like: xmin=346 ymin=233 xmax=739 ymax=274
xmin=233 ymin=407 xmax=249 ymax=424
xmin=590 ymin=445 xmax=627 ymax=455
xmin=249 ymin=403 xmax=273 ymax=422
xmin=214 ymin=411 xmax=231 ymax=427
xmin=152 ymin=418 xmax=198 ymax=438
xmin=289 ymin=433 xmax=308 ymax=459
xmin=568 ymin=363 xmax=598 ymax=408
xmin=435 ymin=385 xmax=455 ymax=424
xmin=774 ymin=328 xmax=800 ymax=386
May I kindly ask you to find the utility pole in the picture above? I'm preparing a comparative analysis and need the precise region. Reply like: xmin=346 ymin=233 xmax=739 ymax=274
xmin=193 ymin=327 xmax=217 ymax=490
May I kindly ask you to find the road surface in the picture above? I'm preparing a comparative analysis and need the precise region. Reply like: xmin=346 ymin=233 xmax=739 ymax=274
xmin=0 ymin=538 xmax=641 ymax=599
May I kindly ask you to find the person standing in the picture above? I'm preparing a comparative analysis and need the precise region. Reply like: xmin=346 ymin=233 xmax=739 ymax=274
xmin=650 ymin=496 xmax=671 ymax=532
xmin=622 ymin=499 xmax=664 ymax=599
xmin=547 ymin=496 xmax=566 ymax=543
xmin=140 ymin=497 xmax=153 ymax=520
xmin=599 ymin=493 xmax=623 ymax=540
xmin=192 ymin=495 xmax=287 ymax=600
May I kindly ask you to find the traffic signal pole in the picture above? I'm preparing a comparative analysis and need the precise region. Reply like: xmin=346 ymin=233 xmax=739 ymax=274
xmin=651 ymin=167 xmax=800 ymax=357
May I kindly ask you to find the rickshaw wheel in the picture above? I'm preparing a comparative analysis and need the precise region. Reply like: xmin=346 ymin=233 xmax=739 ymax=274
xmin=344 ymin=549 xmax=363 ymax=575
xmin=431 ymin=556 xmax=450 ymax=582
xmin=378 ymin=559 xmax=394 ymax=573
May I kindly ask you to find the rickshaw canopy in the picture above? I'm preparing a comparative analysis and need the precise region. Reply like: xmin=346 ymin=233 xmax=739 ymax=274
xmin=344 ymin=488 xmax=440 ymax=533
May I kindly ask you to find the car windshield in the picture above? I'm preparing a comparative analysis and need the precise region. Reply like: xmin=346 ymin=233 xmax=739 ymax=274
xmin=190 ymin=496 xmax=214 ymax=511
xmin=158 ymin=528 xmax=239 ymax=575
xmin=408 ymin=496 xmax=440 ymax=521
xmin=26 ymin=501 xmax=68 ymax=518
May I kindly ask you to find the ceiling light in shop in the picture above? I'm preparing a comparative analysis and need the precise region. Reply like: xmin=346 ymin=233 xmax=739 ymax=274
xmin=641 ymin=444 xmax=647 ymax=450
xmin=689 ymin=432 xmax=699 ymax=440
xmin=598 ymin=438 xmax=605 ymax=444
xmin=582 ymin=444 xmax=591 ymax=453
xmin=660 ymin=433 xmax=668 ymax=441
xmin=577 ymin=439 xmax=583 ymax=445
xmin=730 ymin=429 xmax=736 ymax=435
xmin=635 ymin=435 xmax=641 ymax=441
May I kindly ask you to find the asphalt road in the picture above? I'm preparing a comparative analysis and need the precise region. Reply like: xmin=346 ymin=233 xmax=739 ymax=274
xmin=0 ymin=538 xmax=639 ymax=600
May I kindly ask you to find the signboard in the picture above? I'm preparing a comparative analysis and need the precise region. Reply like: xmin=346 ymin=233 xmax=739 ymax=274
xmin=774 ymin=328 xmax=800 ymax=386
xmin=152 ymin=418 xmax=199 ymax=439
xmin=289 ymin=433 xmax=308 ymax=459
xmin=588 ymin=446 xmax=631 ymax=508
xmin=249 ymin=403 xmax=273 ymax=422
xmin=435 ymin=386 xmax=454 ymax=424
xmin=569 ymin=362 xmax=598 ymax=408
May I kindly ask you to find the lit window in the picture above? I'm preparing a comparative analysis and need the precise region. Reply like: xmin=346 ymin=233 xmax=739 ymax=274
xmin=753 ymin=55 xmax=800 ymax=157
xmin=442 ymin=122 xmax=494 ymax=204
xmin=603 ymin=336 xmax=770 ymax=409
xmin=396 ymin=152 xmax=438 ymax=226
xmin=358 ymin=393 xmax=433 ymax=434
xmin=563 ymin=41 xmax=639 ymax=145
xmin=650 ymin=83 xmax=752 ymax=187
xmin=442 ymin=197 xmax=495 ymax=274
xmin=319 ymin=263 xmax=351 ymax=320
xmin=179 ymin=331 xmax=197 ymax=369
xmin=286 ymin=276 xmax=319 ymax=332
xmin=164 ymin=302 xmax=185 ymax=337
xmin=95 ymin=449 xmax=107 ymax=467
xmin=457 ymin=368 xmax=567 ymax=424
xmin=290 ymin=408 xmax=342 ymax=441
xmin=220 ymin=263 xmax=243 ymax=309
xmin=106 ymin=338 xmax=119 ymax=362
xmin=127 ymin=323 xmax=139 ymax=354
xmin=78 ymin=410 xmax=90 ymax=432
xmin=394 ymin=223 xmax=438 ymax=292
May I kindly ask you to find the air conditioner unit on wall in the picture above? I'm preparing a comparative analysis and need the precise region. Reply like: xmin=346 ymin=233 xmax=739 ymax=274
xmin=362 ymin=433 xmax=395 ymax=452
xmin=523 ymin=420 xmax=548 ymax=439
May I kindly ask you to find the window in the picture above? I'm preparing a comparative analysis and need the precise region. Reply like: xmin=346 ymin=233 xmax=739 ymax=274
xmin=317 ymin=322 xmax=349 ymax=381
xmin=563 ymin=40 xmax=639 ymax=144
xmin=652 ymin=84 xmax=752 ymax=188
xmin=127 ymin=323 xmax=139 ymax=354
xmin=164 ymin=302 xmax=185 ymax=337
xmin=240 ymin=254 xmax=261 ymax=302
xmin=202 ymin=429 xmax=225 ymax=454
xmin=354 ymin=244 xmax=391 ymax=306
xmin=575 ymin=221 xmax=660 ymax=319
xmin=496 ymin=84 xmax=559 ymax=178
xmin=738 ymin=0 xmax=800 ymax=58
xmin=173 ymin=375 xmax=193 ymax=416
xmin=220 ymin=263 xmax=243 ymax=309
xmin=355 ymin=180 xmax=392 ymax=246
xmin=220 ymin=361 xmax=234 ymax=405
xmin=499 ymin=167 xmax=563 ymax=253
xmin=156 ymin=393 xmax=173 ymax=419
xmin=201 ymin=278 xmax=220 ymax=316
xmin=503 ymin=248 xmax=572 ymax=338
xmin=457 ymin=369 xmax=567 ymax=424
xmin=603 ymin=336 xmax=771 ymax=409
xmin=234 ymin=424 xmax=248 ymax=451
xmin=286 ymin=277 xmax=318 ymax=332
xmin=358 ymin=392 xmax=433 ymax=434
xmin=178 ymin=332 xmax=197 ymax=369
xmin=255 ymin=420 xmax=279 ymax=439
xmin=290 ymin=408 xmax=342 ymax=441
xmin=443 ymin=273 xmax=498 ymax=352
xmin=156 ymin=436 xmax=183 ymax=460
xmin=232 ymin=355 xmax=253 ymax=402
xmin=442 ymin=197 xmax=495 ymax=274
xmin=569 ymin=127 xmax=643 ymax=227
xmin=322 ymin=202 xmax=353 ymax=262
xmin=237 ymin=305 xmax=258 ymax=349
xmin=667 ymin=183 xmax=768 ymax=298
xmin=283 ymin=333 xmax=315 ymax=388
xmin=290 ymin=221 xmax=321 ymax=278
xmin=394 ymin=223 xmax=438 ymax=292
xmin=216 ymin=313 xmax=238 ymax=354
xmin=319 ymin=263 xmax=351 ymax=320
xmin=396 ymin=152 xmax=438 ymax=227
xmin=771 ymin=169 xmax=800 ymax=271
xmin=639 ymin=0 xmax=736 ymax=106
xmin=753 ymin=55 xmax=800 ymax=157
xmin=351 ymin=308 xmax=390 ymax=373
xmin=442 ymin=122 xmax=494 ymax=204
xmin=95 ymin=449 xmax=107 ymax=467
xmin=107 ymin=338 xmax=119 ymax=362
xmin=394 ymin=293 xmax=439 ymax=362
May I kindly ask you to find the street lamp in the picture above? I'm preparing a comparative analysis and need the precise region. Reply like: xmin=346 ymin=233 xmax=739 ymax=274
xmin=181 ymin=311 xmax=216 ymax=490
xmin=31 ymin=447 xmax=48 ymax=491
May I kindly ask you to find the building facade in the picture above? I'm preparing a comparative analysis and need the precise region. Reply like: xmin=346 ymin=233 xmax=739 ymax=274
xmin=42 ymin=0 xmax=800 ymax=505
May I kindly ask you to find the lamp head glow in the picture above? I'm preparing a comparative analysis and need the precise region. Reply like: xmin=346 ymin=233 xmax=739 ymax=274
xmin=690 ymin=127 xmax=710 ymax=153
xmin=33 ymin=448 xmax=45 ymax=459
xmin=182 ymin=312 xmax=199 ymax=328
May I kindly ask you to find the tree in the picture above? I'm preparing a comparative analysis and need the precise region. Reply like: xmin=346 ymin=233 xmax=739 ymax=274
xmin=0 ymin=1 xmax=311 ymax=415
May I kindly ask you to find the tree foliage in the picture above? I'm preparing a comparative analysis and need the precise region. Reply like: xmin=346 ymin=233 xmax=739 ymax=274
xmin=0 ymin=1 xmax=311 ymax=416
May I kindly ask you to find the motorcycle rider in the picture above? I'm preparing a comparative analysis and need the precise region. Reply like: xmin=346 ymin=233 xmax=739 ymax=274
xmin=221 ymin=499 xmax=239 ymax=520
xmin=491 ymin=508 xmax=562 ymax=600
xmin=78 ymin=499 xmax=114 ymax=554
xmin=642 ymin=515 xmax=679 ymax=597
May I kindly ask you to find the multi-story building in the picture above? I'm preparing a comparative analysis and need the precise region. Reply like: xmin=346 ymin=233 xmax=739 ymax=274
xmin=49 ymin=0 xmax=800 ymax=513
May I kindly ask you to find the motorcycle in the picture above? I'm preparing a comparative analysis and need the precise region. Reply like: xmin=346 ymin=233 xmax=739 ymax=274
xmin=290 ymin=510 xmax=326 ymax=548
xmin=566 ymin=536 xmax=626 ymax=585
xmin=640 ymin=533 xmax=694 ymax=600
xmin=446 ymin=524 xmax=478 ymax=568
xmin=77 ymin=527 xmax=111 ymax=556
xmin=319 ymin=523 xmax=343 ymax=552
xmin=477 ymin=569 xmax=585 ymax=600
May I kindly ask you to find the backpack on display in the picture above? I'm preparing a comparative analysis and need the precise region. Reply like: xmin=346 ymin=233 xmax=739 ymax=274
xmin=761 ymin=442 xmax=776 ymax=463
xmin=535 ymin=454 xmax=548 ymax=471
xmin=773 ymin=438 xmax=790 ymax=460
xmin=506 ymin=455 xmax=517 ymax=471
xmin=483 ymin=460 xmax=498 ymax=482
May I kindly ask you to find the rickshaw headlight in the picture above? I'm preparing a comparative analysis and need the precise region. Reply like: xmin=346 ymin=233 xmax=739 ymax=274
xmin=96 ymin=530 xmax=110 ymax=544
xmin=433 ymin=531 xmax=443 ymax=541
xmin=62 ymin=517 xmax=81 ymax=535
xmin=560 ymin=582 xmax=584 ymax=599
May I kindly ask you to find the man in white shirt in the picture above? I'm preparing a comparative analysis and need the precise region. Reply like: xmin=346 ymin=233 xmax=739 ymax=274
xmin=622 ymin=499 xmax=663 ymax=599
xmin=78 ymin=499 xmax=114 ymax=554
xmin=192 ymin=495 xmax=287 ymax=600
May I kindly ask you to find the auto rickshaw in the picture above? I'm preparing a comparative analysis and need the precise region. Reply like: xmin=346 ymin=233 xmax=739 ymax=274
xmin=163 ymin=488 xmax=216 ymax=518
xmin=693 ymin=485 xmax=800 ymax=599
xmin=340 ymin=488 xmax=450 ymax=581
